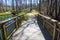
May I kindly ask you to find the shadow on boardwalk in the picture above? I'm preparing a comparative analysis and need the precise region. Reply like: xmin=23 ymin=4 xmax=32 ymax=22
xmin=37 ymin=18 xmax=51 ymax=40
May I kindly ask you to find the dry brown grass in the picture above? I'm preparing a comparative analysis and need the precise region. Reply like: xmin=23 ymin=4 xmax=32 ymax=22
xmin=31 ymin=10 xmax=39 ymax=15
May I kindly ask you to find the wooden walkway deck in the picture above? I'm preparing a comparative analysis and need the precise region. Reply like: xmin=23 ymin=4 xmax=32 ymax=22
xmin=10 ymin=14 xmax=51 ymax=40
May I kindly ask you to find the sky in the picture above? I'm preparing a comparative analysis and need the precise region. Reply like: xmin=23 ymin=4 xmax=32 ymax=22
xmin=3 ymin=0 xmax=39 ymax=6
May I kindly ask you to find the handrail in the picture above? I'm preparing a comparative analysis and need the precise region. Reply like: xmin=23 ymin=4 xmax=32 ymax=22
xmin=39 ymin=14 xmax=57 ymax=22
xmin=45 ymin=20 xmax=54 ymax=28
xmin=0 ymin=13 xmax=24 ymax=24
xmin=0 ymin=14 xmax=24 ymax=40
xmin=38 ymin=14 xmax=60 ymax=28
xmin=57 ymin=29 xmax=60 ymax=33
xmin=0 ymin=17 xmax=17 ymax=24
xmin=38 ymin=14 xmax=60 ymax=40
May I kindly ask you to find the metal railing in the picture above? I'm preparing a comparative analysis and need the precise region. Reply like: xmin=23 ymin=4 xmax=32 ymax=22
xmin=0 ymin=15 xmax=24 ymax=40
xmin=37 ymin=14 xmax=60 ymax=40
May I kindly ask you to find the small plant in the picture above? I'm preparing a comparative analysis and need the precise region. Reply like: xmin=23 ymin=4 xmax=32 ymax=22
xmin=15 ymin=13 xmax=29 ymax=21
xmin=16 ymin=14 xmax=22 ymax=16
xmin=23 ymin=13 xmax=29 ymax=20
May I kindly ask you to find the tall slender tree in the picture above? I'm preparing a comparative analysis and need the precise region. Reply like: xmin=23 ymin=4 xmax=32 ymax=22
xmin=0 ymin=0 xmax=3 ymax=12
xmin=39 ymin=0 xmax=41 ymax=13
xmin=5 ymin=0 xmax=7 ymax=11
xmin=55 ymin=0 xmax=57 ymax=20
xmin=12 ymin=0 xmax=14 ymax=10
xmin=30 ymin=0 xmax=32 ymax=11
xmin=15 ymin=0 xmax=18 ymax=12
xmin=24 ymin=0 xmax=26 ymax=10
xmin=17 ymin=0 xmax=20 ymax=12
xmin=1 ymin=0 xmax=3 ymax=12
xmin=26 ymin=0 xmax=27 ymax=7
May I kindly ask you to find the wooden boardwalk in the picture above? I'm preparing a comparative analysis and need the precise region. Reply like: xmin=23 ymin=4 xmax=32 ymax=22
xmin=10 ymin=14 xmax=51 ymax=40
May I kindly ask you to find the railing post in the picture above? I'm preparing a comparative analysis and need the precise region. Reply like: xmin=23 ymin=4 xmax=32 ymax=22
xmin=15 ymin=17 xmax=18 ymax=29
xmin=17 ymin=16 xmax=21 ymax=27
xmin=57 ymin=22 xmax=60 ymax=40
xmin=19 ymin=16 xmax=22 ymax=27
xmin=51 ymin=19 xmax=57 ymax=40
xmin=2 ymin=24 xmax=7 ymax=40
xmin=42 ymin=17 xmax=45 ymax=28
xmin=43 ymin=16 xmax=51 ymax=28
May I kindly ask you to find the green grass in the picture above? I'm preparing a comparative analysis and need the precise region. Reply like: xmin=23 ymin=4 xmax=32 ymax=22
xmin=16 ymin=13 xmax=29 ymax=20
xmin=15 ymin=14 xmax=22 ymax=16
xmin=0 ymin=13 xmax=13 ymax=21
xmin=0 ymin=12 xmax=29 ymax=21
xmin=0 ymin=15 xmax=12 ymax=21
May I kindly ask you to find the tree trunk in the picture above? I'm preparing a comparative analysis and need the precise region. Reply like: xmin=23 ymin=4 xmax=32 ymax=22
xmin=30 ymin=0 xmax=32 ymax=11
xmin=39 ymin=0 xmax=41 ymax=13
xmin=12 ymin=0 xmax=14 ymax=10
xmin=5 ymin=0 xmax=7 ymax=11
xmin=15 ymin=0 xmax=18 ymax=12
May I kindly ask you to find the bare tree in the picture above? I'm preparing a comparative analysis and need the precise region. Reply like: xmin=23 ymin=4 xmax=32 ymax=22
xmin=0 ymin=0 xmax=3 ymax=12
xmin=39 ymin=0 xmax=41 ymax=13
xmin=5 ymin=0 xmax=7 ymax=11
xmin=30 ymin=0 xmax=32 ymax=11
xmin=15 ymin=0 xmax=18 ymax=12
xmin=12 ymin=0 xmax=14 ymax=10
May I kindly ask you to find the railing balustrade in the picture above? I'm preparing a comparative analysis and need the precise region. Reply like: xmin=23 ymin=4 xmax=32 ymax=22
xmin=38 ymin=14 xmax=60 ymax=40
xmin=0 ymin=15 xmax=23 ymax=40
